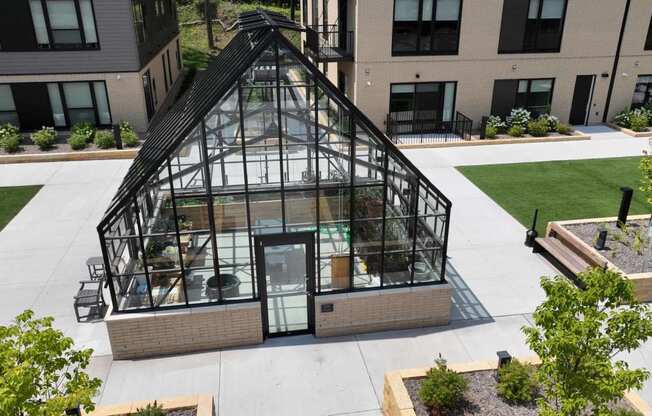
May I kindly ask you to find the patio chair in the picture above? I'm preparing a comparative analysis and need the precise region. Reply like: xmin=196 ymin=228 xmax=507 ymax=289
xmin=74 ymin=278 xmax=106 ymax=322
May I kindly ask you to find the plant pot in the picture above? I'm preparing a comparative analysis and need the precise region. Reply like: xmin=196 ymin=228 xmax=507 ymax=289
xmin=409 ymin=261 xmax=430 ymax=281
xmin=206 ymin=274 xmax=241 ymax=299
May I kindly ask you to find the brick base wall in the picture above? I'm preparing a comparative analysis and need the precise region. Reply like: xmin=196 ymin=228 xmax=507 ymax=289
xmin=105 ymin=302 xmax=263 ymax=360
xmin=314 ymin=284 xmax=452 ymax=337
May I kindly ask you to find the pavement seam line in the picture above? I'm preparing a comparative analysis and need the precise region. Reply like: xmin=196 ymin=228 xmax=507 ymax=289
xmin=353 ymin=334 xmax=382 ymax=409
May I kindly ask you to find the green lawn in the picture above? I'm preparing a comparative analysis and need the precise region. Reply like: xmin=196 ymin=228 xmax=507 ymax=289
xmin=0 ymin=186 xmax=42 ymax=231
xmin=457 ymin=157 xmax=651 ymax=235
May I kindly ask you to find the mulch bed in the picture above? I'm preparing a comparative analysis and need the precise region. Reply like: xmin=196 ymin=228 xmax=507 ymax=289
xmin=405 ymin=370 xmax=635 ymax=416
xmin=565 ymin=219 xmax=650 ymax=274
xmin=165 ymin=408 xmax=197 ymax=416
xmin=0 ymin=136 xmax=142 ymax=155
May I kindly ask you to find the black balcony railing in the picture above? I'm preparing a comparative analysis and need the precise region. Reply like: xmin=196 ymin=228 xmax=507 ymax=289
xmin=305 ymin=25 xmax=354 ymax=62
xmin=386 ymin=111 xmax=473 ymax=144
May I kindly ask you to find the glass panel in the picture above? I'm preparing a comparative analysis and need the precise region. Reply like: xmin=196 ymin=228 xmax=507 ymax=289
xmin=79 ymin=0 xmax=97 ymax=43
xmin=47 ymin=84 xmax=66 ymax=127
xmin=63 ymin=83 xmax=93 ymax=108
xmin=435 ymin=0 xmax=460 ymax=21
xmin=318 ymin=188 xmax=350 ymax=292
xmin=68 ymin=109 xmax=96 ymax=125
xmin=0 ymin=85 xmax=16 ymax=112
xmin=93 ymin=82 xmax=111 ymax=124
xmin=352 ymin=185 xmax=384 ymax=289
xmin=264 ymin=243 xmax=308 ymax=334
xmin=541 ymin=0 xmax=564 ymax=19
xmin=47 ymin=0 xmax=79 ymax=29
xmin=413 ymin=249 xmax=443 ymax=283
xmin=285 ymin=190 xmax=317 ymax=232
xmin=354 ymin=124 xmax=385 ymax=185
xmin=518 ymin=80 xmax=529 ymax=93
xmin=250 ymin=192 xmax=283 ymax=235
xmin=30 ymin=0 xmax=50 ymax=44
xmin=383 ymin=251 xmax=413 ymax=286
xmin=169 ymin=126 xmax=208 ymax=193
xmin=528 ymin=0 xmax=541 ymax=19
xmin=421 ymin=0 xmax=433 ymax=21
xmin=217 ymin=264 xmax=254 ymax=301
xmin=531 ymin=79 xmax=552 ymax=93
xmin=442 ymin=82 xmax=455 ymax=122
xmin=150 ymin=271 xmax=186 ymax=307
xmin=394 ymin=0 xmax=419 ymax=20
xmin=0 ymin=113 xmax=20 ymax=127
xmin=52 ymin=30 xmax=83 ymax=44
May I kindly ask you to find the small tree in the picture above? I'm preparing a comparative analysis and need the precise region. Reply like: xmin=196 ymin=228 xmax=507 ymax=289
xmin=0 ymin=310 xmax=102 ymax=416
xmin=523 ymin=268 xmax=652 ymax=416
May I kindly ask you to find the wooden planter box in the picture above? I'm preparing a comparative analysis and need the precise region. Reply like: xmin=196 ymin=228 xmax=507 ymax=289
xmin=383 ymin=358 xmax=652 ymax=416
xmin=83 ymin=394 xmax=213 ymax=416
xmin=546 ymin=216 xmax=652 ymax=302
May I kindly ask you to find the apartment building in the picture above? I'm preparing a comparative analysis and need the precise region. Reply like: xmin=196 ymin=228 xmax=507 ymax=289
xmin=301 ymin=0 xmax=652 ymax=132
xmin=0 ymin=0 xmax=183 ymax=133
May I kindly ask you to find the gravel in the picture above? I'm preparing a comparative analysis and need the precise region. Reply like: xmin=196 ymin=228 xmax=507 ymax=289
xmin=0 ymin=135 xmax=141 ymax=155
xmin=165 ymin=408 xmax=197 ymax=416
xmin=564 ymin=219 xmax=652 ymax=274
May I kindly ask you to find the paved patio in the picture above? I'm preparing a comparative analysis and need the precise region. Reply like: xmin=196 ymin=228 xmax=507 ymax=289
xmin=1 ymin=126 xmax=652 ymax=415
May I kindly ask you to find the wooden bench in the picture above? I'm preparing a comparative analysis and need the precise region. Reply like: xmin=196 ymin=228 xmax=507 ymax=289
xmin=535 ymin=237 xmax=591 ymax=276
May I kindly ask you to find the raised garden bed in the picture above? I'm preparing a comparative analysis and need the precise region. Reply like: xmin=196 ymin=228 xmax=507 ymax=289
xmin=383 ymin=358 xmax=651 ymax=416
xmin=606 ymin=123 xmax=652 ymax=138
xmin=546 ymin=215 xmax=652 ymax=302
xmin=83 ymin=395 xmax=213 ymax=416
xmin=396 ymin=132 xmax=590 ymax=149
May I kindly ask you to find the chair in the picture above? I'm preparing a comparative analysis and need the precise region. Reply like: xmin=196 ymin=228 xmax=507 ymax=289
xmin=74 ymin=278 xmax=106 ymax=322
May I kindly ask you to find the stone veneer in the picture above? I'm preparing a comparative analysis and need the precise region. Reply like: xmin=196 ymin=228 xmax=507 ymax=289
xmin=105 ymin=302 xmax=262 ymax=360
xmin=314 ymin=284 xmax=452 ymax=337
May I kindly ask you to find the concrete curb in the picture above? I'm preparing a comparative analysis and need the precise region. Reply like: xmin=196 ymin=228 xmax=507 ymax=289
xmin=396 ymin=133 xmax=590 ymax=149
xmin=83 ymin=394 xmax=214 ymax=416
xmin=606 ymin=122 xmax=652 ymax=138
xmin=0 ymin=148 xmax=138 ymax=164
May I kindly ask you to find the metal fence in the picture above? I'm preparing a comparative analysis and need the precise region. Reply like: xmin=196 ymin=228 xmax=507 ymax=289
xmin=305 ymin=25 xmax=354 ymax=61
xmin=386 ymin=111 xmax=473 ymax=144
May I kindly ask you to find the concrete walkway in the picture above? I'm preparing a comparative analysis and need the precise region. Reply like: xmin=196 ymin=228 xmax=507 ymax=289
xmin=1 ymin=126 xmax=652 ymax=415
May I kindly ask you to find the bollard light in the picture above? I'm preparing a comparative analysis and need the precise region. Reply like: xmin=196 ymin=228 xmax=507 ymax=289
xmin=497 ymin=350 xmax=512 ymax=368
xmin=617 ymin=187 xmax=633 ymax=229
xmin=595 ymin=230 xmax=608 ymax=250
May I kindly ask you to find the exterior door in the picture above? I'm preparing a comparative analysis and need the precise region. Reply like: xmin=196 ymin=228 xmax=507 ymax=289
xmin=12 ymin=83 xmax=53 ymax=131
xmin=569 ymin=75 xmax=596 ymax=125
xmin=255 ymin=232 xmax=315 ymax=337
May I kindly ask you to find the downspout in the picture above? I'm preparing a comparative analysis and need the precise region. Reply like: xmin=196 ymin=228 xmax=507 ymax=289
xmin=603 ymin=0 xmax=632 ymax=123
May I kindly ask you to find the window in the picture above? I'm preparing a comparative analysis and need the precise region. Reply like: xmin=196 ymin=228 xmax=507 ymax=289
xmin=132 ymin=0 xmax=146 ymax=44
xmin=632 ymin=75 xmax=652 ymax=108
xmin=392 ymin=0 xmax=461 ymax=55
xmin=0 ymin=85 xmax=19 ymax=127
xmin=515 ymin=78 xmax=554 ymax=115
xmin=46 ymin=81 xmax=111 ymax=127
xmin=389 ymin=82 xmax=456 ymax=134
xmin=498 ymin=0 xmax=566 ymax=54
xmin=29 ymin=0 xmax=98 ymax=49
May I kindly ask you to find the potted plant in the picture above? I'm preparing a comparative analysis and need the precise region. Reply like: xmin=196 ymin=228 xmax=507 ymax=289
xmin=206 ymin=274 xmax=241 ymax=299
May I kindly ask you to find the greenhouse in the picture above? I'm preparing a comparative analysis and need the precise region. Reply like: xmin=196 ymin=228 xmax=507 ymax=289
xmin=98 ymin=11 xmax=452 ymax=356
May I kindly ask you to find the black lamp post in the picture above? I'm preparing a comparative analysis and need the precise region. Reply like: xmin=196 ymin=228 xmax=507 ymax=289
xmin=617 ymin=186 xmax=633 ymax=229
xmin=525 ymin=209 xmax=539 ymax=247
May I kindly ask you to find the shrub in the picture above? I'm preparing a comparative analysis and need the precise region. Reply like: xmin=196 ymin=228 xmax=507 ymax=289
xmin=630 ymin=112 xmax=648 ymax=132
xmin=486 ymin=115 xmax=507 ymax=131
xmin=508 ymin=125 xmax=524 ymax=137
xmin=0 ymin=132 xmax=21 ymax=153
xmin=67 ymin=133 xmax=88 ymax=150
xmin=539 ymin=114 xmax=559 ymax=132
xmin=485 ymin=126 xmax=497 ymax=139
xmin=418 ymin=356 xmax=468 ymax=411
xmin=31 ymin=126 xmax=57 ymax=150
xmin=497 ymin=360 xmax=539 ymax=404
xmin=556 ymin=123 xmax=573 ymax=135
xmin=614 ymin=109 xmax=633 ymax=128
xmin=121 ymin=130 xmax=139 ymax=147
xmin=134 ymin=401 xmax=165 ymax=416
xmin=119 ymin=120 xmax=134 ymax=133
xmin=0 ymin=122 xmax=19 ymax=139
xmin=94 ymin=130 xmax=115 ymax=149
xmin=527 ymin=119 xmax=549 ymax=137
xmin=507 ymin=108 xmax=532 ymax=129
xmin=610 ymin=408 xmax=644 ymax=416
xmin=71 ymin=121 xmax=95 ymax=142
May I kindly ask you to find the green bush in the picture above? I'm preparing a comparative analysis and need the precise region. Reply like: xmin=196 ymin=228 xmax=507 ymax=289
xmin=31 ymin=127 xmax=57 ymax=150
xmin=419 ymin=357 xmax=468 ymax=411
xmin=67 ymin=133 xmax=88 ymax=150
xmin=527 ymin=119 xmax=549 ymax=137
xmin=71 ymin=121 xmax=95 ymax=142
xmin=94 ymin=130 xmax=115 ymax=149
xmin=613 ymin=109 xmax=632 ymax=128
xmin=507 ymin=108 xmax=532 ymax=129
xmin=0 ymin=132 xmax=21 ymax=153
xmin=133 ymin=401 xmax=165 ymax=416
xmin=539 ymin=114 xmax=560 ymax=132
xmin=610 ymin=408 xmax=644 ymax=416
xmin=485 ymin=126 xmax=498 ymax=139
xmin=487 ymin=115 xmax=507 ymax=131
xmin=630 ymin=113 xmax=648 ymax=132
xmin=508 ymin=125 xmax=524 ymax=137
xmin=557 ymin=123 xmax=573 ymax=135
xmin=121 ymin=130 xmax=139 ymax=147
xmin=497 ymin=360 xmax=539 ymax=404
xmin=119 ymin=120 xmax=134 ymax=133
xmin=0 ymin=122 xmax=19 ymax=139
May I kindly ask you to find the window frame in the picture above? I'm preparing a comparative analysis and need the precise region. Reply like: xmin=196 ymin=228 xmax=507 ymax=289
xmin=50 ymin=80 xmax=112 ymax=128
xmin=391 ymin=0 xmax=463 ymax=57
xmin=28 ymin=0 xmax=100 ymax=51
xmin=0 ymin=84 xmax=20 ymax=128
xmin=499 ymin=0 xmax=568 ymax=54
xmin=514 ymin=77 xmax=555 ymax=116
xmin=132 ymin=0 xmax=147 ymax=44
xmin=632 ymin=75 xmax=652 ymax=109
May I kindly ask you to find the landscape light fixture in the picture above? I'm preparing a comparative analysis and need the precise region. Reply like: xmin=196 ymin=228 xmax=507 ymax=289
xmin=497 ymin=350 xmax=512 ymax=368
xmin=524 ymin=209 xmax=539 ymax=247
xmin=617 ymin=186 xmax=633 ymax=229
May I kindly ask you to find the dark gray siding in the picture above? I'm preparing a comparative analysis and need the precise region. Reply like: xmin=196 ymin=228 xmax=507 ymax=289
xmin=0 ymin=0 xmax=140 ymax=75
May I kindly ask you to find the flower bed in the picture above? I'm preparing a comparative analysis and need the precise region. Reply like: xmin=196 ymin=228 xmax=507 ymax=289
xmin=610 ymin=107 xmax=652 ymax=137
xmin=383 ymin=359 xmax=650 ymax=416
xmin=84 ymin=395 xmax=213 ymax=416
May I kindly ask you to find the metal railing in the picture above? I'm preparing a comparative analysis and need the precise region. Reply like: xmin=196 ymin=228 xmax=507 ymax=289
xmin=305 ymin=24 xmax=354 ymax=61
xmin=386 ymin=111 xmax=473 ymax=144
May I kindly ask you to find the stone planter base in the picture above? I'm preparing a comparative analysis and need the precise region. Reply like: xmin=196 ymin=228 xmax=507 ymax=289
xmin=607 ymin=122 xmax=652 ymax=138
xmin=83 ymin=394 xmax=213 ymax=416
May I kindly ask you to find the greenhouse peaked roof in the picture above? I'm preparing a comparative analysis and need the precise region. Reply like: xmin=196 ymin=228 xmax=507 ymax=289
xmin=99 ymin=10 xmax=450 ymax=229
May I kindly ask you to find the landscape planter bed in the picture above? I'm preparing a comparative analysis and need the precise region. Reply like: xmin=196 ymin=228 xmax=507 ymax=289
xmin=396 ymin=132 xmax=590 ymax=149
xmin=83 ymin=395 xmax=213 ymax=416
xmin=546 ymin=215 xmax=652 ymax=302
xmin=383 ymin=358 xmax=651 ymax=416
xmin=607 ymin=123 xmax=652 ymax=138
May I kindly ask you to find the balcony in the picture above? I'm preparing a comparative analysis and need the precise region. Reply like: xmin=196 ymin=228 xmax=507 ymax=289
xmin=386 ymin=111 xmax=473 ymax=144
xmin=305 ymin=25 xmax=354 ymax=62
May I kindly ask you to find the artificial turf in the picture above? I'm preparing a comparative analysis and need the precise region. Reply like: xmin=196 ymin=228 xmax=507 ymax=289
xmin=0 ymin=185 xmax=42 ymax=231
xmin=457 ymin=157 xmax=651 ymax=235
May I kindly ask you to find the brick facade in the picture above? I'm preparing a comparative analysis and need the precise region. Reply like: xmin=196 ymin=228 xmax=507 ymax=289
xmin=105 ymin=302 xmax=263 ymax=360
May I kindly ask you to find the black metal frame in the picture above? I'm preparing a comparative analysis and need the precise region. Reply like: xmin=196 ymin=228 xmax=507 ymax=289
xmin=0 ymin=84 xmax=19 ymax=127
xmin=305 ymin=24 xmax=354 ymax=62
xmin=631 ymin=75 xmax=652 ymax=109
xmin=498 ymin=0 xmax=569 ymax=55
xmin=254 ymin=231 xmax=316 ymax=338
xmin=514 ymin=77 xmax=556 ymax=116
xmin=98 ymin=10 xmax=452 ymax=315
xmin=29 ymin=0 xmax=101 ymax=51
